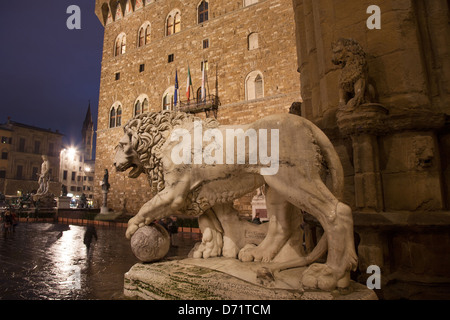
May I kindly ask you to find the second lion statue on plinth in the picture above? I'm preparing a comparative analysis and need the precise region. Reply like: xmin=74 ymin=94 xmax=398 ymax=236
xmin=114 ymin=111 xmax=357 ymax=291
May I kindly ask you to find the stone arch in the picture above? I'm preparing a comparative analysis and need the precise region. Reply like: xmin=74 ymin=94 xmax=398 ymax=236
xmin=162 ymin=86 xmax=175 ymax=111
xmin=137 ymin=21 xmax=151 ymax=47
xmin=166 ymin=9 xmax=181 ymax=36
xmin=245 ymin=70 xmax=264 ymax=100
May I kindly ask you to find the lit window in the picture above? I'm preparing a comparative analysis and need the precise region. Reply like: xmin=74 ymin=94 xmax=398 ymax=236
xmin=114 ymin=33 xmax=127 ymax=56
xmin=166 ymin=10 xmax=181 ymax=36
xmin=198 ymin=1 xmax=209 ymax=24
xmin=138 ymin=23 xmax=151 ymax=47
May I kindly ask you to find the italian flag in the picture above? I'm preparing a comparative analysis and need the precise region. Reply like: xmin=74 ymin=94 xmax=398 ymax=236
xmin=186 ymin=65 xmax=193 ymax=102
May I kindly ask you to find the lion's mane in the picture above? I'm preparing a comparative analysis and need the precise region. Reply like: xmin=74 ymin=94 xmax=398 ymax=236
xmin=123 ymin=111 xmax=220 ymax=194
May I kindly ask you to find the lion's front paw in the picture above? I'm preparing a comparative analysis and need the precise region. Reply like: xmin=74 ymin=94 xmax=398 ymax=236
xmin=192 ymin=227 xmax=223 ymax=259
xmin=126 ymin=216 xmax=145 ymax=239
xmin=301 ymin=263 xmax=349 ymax=291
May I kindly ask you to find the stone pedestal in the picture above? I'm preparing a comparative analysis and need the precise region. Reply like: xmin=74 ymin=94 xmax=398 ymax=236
xmin=337 ymin=104 xmax=388 ymax=212
xmin=56 ymin=196 xmax=71 ymax=209
xmin=100 ymin=190 xmax=110 ymax=214
xmin=124 ymin=258 xmax=377 ymax=300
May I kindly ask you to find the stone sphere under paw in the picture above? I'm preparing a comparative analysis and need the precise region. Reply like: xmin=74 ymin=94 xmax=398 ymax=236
xmin=130 ymin=224 xmax=170 ymax=263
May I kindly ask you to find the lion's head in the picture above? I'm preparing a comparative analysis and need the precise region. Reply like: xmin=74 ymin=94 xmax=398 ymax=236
xmin=331 ymin=38 xmax=366 ymax=68
xmin=114 ymin=111 xmax=219 ymax=193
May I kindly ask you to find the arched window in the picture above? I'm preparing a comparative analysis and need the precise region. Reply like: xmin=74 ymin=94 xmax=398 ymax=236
xmin=110 ymin=108 xmax=116 ymax=128
xmin=198 ymin=1 xmax=209 ymax=24
xmin=174 ymin=12 xmax=181 ymax=33
xmin=134 ymin=94 xmax=150 ymax=116
xmin=245 ymin=71 xmax=264 ymax=100
xmin=114 ymin=33 xmax=126 ymax=56
xmin=166 ymin=10 xmax=181 ymax=36
xmin=138 ymin=22 xmax=151 ymax=47
xmin=162 ymin=87 xmax=175 ymax=110
xmin=163 ymin=94 xmax=173 ymax=111
xmin=248 ymin=32 xmax=259 ymax=50
xmin=134 ymin=101 xmax=142 ymax=116
xmin=167 ymin=15 xmax=174 ymax=36
xmin=110 ymin=102 xmax=122 ymax=128
xmin=116 ymin=106 xmax=122 ymax=127
xmin=142 ymin=98 xmax=149 ymax=113
xmin=145 ymin=25 xmax=151 ymax=44
xmin=255 ymin=75 xmax=263 ymax=99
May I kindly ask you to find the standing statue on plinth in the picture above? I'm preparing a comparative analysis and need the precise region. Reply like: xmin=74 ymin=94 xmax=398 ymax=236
xmin=36 ymin=155 xmax=50 ymax=195
xmin=102 ymin=169 xmax=110 ymax=192
xmin=100 ymin=169 xmax=111 ymax=214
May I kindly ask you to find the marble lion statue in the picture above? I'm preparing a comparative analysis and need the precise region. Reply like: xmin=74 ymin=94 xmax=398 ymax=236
xmin=114 ymin=111 xmax=357 ymax=291
xmin=332 ymin=38 xmax=376 ymax=110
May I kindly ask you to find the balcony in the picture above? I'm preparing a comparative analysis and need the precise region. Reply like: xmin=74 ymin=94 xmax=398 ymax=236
xmin=176 ymin=94 xmax=219 ymax=118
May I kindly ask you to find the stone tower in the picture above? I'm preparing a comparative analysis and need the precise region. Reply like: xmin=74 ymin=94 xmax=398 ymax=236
xmin=81 ymin=102 xmax=94 ymax=161
xmin=93 ymin=0 xmax=301 ymax=213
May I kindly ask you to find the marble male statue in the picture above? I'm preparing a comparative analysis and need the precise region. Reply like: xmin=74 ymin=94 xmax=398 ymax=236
xmin=36 ymin=155 xmax=50 ymax=195
xmin=114 ymin=111 xmax=357 ymax=291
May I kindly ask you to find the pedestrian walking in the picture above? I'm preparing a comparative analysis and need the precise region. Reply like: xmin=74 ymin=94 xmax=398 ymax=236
xmin=84 ymin=225 xmax=98 ymax=253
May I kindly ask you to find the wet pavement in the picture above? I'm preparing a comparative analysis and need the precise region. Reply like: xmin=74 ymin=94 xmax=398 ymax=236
xmin=0 ymin=222 xmax=201 ymax=300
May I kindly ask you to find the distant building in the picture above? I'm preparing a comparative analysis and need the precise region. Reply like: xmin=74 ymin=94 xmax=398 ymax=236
xmin=59 ymin=105 xmax=96 ymax=206
xmin=0 ymin=119 xmax=63 ymax=197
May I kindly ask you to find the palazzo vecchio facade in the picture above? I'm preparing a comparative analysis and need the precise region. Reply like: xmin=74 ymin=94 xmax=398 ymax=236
xmin=93 ymin=0 xmax=301 ymax=213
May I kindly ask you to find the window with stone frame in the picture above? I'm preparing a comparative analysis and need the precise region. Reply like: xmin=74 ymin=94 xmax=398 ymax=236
xmin=114 ymin=33 xmax=126 ymax=56
xmin=142 ymin=98 xmax=149 ymax=113
xmin=198 ymin=1 xmax=209 ymax=24
xmin=166 ymin=10 xmax=181 ymax=36
xmin=248 ymin=32 xmax=259 ymax=50
xmin=162 ymin=87 xmax=175 ymax=110
xmin=138 ymin=23 xmax=151 ymax=47
xmin=245 ymin=71 xmax=264 ymax=100
xmin=110 ymin=107 xmax=116 ymax=128
xmin=163 ymin=94 xmax=173 ymax=111
xmin=134 ymin=95 xmax=150 ymax=116
xmin=116 ymin=106 xmax=122 ymax=127
xmin=135 ymin=101 xmax=142 ymax=116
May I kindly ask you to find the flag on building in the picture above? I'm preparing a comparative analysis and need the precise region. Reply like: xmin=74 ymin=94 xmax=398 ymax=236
xmin=174 ymin=69 xmax=179 ymax=107
xmin=201 ymin=61 xmax=206 ymax=102
xmin=186 ymin=65 xmax=193 ymax=103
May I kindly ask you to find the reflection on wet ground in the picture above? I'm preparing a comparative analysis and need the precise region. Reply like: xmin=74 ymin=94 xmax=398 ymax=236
xmin=0 ymin=223 xmax=201 ymax=300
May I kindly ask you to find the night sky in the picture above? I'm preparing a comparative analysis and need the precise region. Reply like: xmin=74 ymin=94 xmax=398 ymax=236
xmin=0 ymin=0 xmax=104 ymax=148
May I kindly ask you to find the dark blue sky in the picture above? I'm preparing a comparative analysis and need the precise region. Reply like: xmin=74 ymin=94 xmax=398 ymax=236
xmin=0 ymin=0 xmax=104 ymax=147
